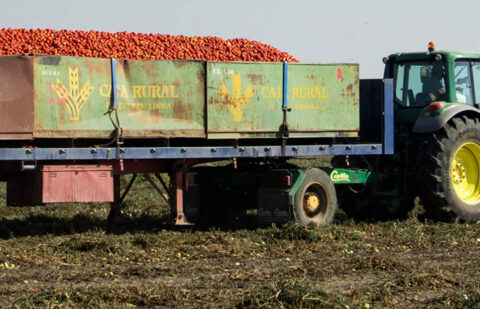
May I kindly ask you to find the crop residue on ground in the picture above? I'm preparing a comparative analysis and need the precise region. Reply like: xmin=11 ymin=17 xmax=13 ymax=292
xmin=0 ymin=176 xmax=479 ymax=308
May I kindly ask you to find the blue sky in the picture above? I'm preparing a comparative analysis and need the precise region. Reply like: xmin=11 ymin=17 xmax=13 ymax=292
xmin=2 ymin=0 xmax=480 ymax=77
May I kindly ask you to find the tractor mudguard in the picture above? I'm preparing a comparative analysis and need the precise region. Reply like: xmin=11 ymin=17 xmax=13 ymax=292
xmin=412 ymin=103 xmax=480 ymax=133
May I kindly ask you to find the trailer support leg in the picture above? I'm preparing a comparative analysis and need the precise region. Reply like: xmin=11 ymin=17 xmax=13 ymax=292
xmin=144 ymin=174 xmax=169 ymax=204
xmin=119 ymin=174 xmax=137 ymax=204
xmin=107 ymin=174 xmax=122 ymax=224
xmin=154 ymin=173 xmax=171 ymax=199
xmin=171 ymin=168 xmax=192 ymax=225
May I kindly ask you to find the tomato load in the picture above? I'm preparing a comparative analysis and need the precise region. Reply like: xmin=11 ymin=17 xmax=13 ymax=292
xmin=0 ymin=28 xmax=298 ymax=62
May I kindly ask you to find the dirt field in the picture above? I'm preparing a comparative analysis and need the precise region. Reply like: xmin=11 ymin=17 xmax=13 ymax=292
xmin=0 ymin=174 xmax=480 ymax=308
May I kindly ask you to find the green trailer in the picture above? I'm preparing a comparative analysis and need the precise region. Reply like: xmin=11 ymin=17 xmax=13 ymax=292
xmin=0 ymin=54 xmax=394 ymax=226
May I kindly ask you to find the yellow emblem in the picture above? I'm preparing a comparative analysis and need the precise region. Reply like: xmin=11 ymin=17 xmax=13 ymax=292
xmin=218 ymin=72 xmax=255 ymax=122
xmin=51 ymin=66 xmax=95 ymax=121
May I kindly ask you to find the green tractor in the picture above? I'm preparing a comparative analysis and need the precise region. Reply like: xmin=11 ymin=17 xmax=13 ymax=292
xmin=337 ymin=43 xmax=480 ymax=222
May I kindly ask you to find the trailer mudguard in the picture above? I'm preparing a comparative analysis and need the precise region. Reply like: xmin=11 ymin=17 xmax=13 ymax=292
xmin=412 ymin=103 xmax=480 ymax=133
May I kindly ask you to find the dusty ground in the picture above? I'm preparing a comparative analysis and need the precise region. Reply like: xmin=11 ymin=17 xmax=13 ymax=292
xmin=0 ymin=176 xmax=479 ymax=308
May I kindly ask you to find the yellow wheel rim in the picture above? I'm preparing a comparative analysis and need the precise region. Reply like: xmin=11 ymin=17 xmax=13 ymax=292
xmin=451 ymin=142 xmax=480 ymax=204
xmin=302 ymin=183 xmax=328 ymax=218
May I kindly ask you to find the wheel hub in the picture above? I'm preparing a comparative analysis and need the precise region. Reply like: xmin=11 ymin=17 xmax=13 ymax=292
xmin=305 ymin=194 xmax=320 ymax=213
xmin=452 ymin=163 xmax=467 ymax=184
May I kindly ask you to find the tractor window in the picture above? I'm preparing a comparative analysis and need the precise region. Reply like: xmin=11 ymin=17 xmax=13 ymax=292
xmin=394 ymin=61 xmax=446 ymax=107
xmin=472 ymin=62 xmax=480 ymax=104
xmin=394 ymin=64 xmax=406 ymax=104
xmin=454 ymin=61 xmax=473 ymax=105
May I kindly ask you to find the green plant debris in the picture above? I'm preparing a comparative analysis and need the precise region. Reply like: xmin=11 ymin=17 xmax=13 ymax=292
xmin=0 ymin=179 xmax=479 ymax=308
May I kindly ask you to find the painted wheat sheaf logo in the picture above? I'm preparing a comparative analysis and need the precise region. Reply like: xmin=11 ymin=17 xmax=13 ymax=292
xmin=51 ymin=66 xmax=95 ymax=121
xmin=218 ymin=72 xmax=255 ymax=122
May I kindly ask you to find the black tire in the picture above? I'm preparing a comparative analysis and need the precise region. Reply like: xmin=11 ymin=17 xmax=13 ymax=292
xmin=331 ymin=156 xmax=376 ymax=220
xmin=293 ymin=168 xmax=337 ymax=226
xmin=416 ymin=116 xmax=480 ymax=222
xmin=334 ymin=185 xmax=414 ymax=221
xmin=331 ymin=156 xmax=414 ymax=221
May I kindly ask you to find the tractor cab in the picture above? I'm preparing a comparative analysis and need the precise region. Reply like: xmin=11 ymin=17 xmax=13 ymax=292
xmin=383 ymin=43 xmax=480 ymax=128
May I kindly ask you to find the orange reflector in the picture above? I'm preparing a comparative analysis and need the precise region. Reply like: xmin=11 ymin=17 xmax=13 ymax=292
xmin=428 ymin=41 xmax=435 ymax=51
xmin=278 ymin=175 xmax=291 ymax=187
xmin=428 ymin=101 xmax=444 ymax=111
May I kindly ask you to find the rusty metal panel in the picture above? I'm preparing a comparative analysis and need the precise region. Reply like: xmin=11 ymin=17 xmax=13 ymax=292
xmin=42 ymin=165 xmax=113 ymax=203
xmin=33 ymin=56 xmax=205 ymax=138
xmin=206 ymin=62 xmax=359 ymax=138
xmin=0 ymin=56 xmax=34 ymax=139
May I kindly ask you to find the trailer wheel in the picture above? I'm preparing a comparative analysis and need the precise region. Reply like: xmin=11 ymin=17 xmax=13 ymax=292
xmin=293 ymin=168 xmax=337 ymax=226
xmin=417 ymin=116 xmax=480 ymax=222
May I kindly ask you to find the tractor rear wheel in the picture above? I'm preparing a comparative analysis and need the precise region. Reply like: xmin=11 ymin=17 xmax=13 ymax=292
xmin=416 ymin=116 xmax=480 ymax=222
